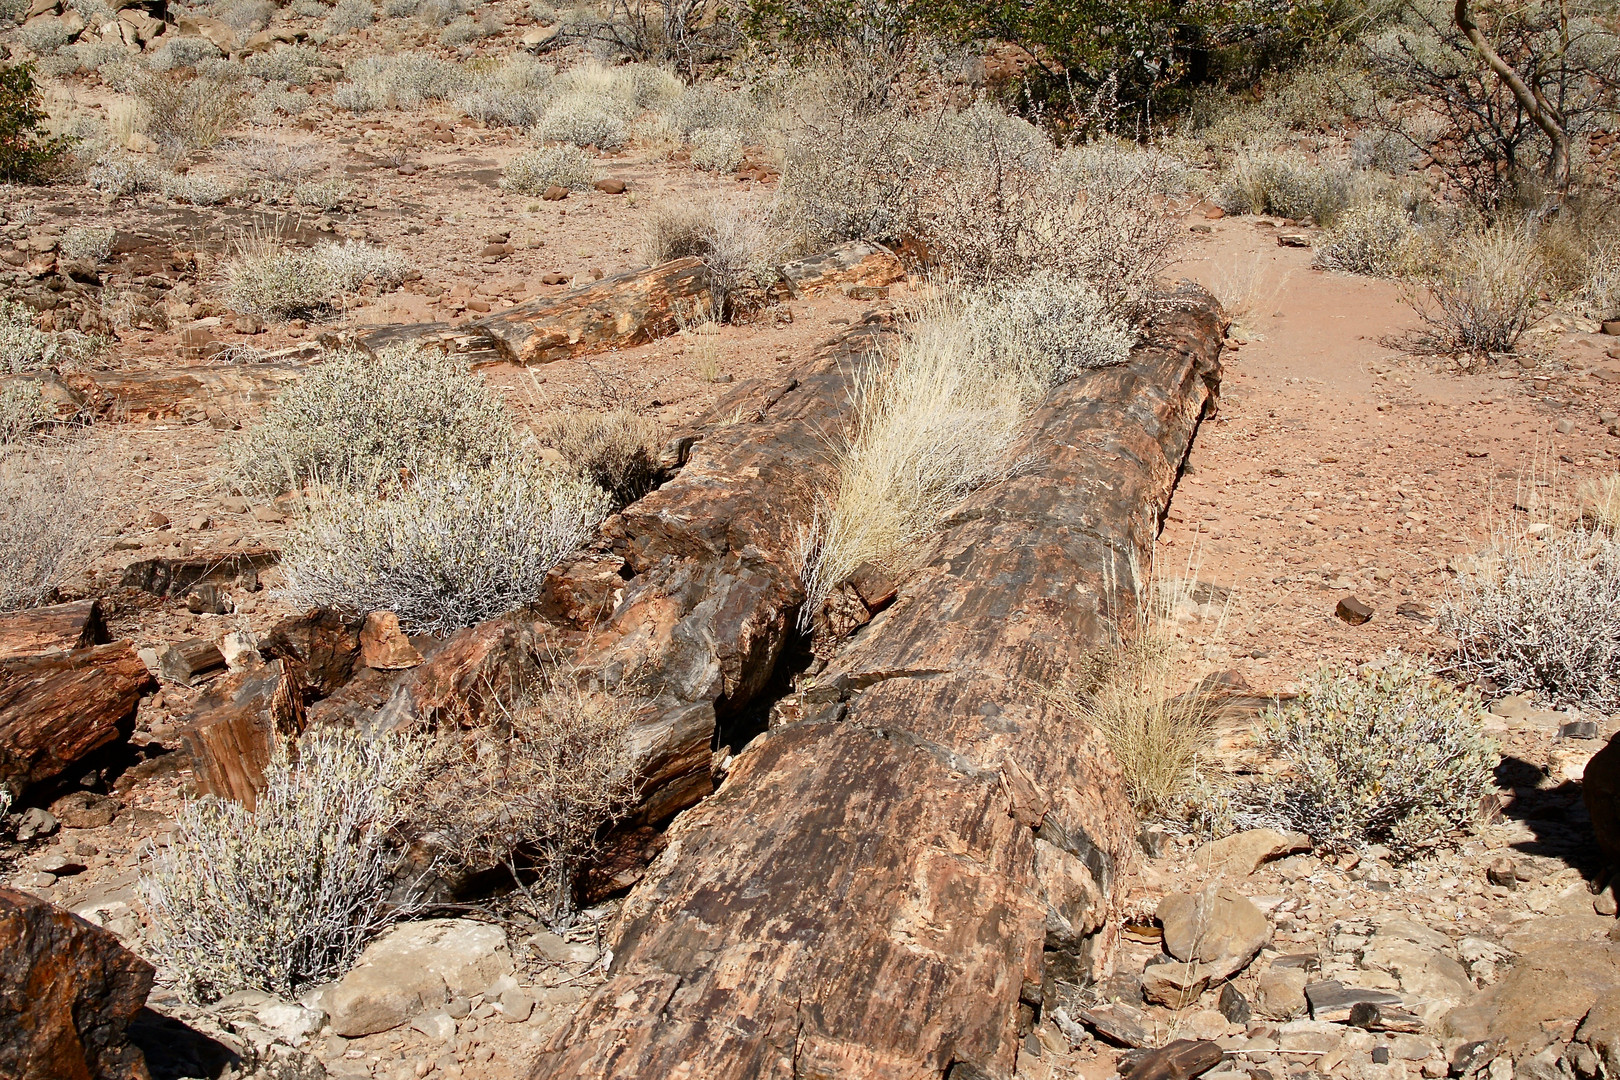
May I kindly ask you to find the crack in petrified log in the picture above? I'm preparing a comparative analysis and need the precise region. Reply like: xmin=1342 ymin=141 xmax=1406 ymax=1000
xmin=529 ymin=289 xmax=1225 ymax=1080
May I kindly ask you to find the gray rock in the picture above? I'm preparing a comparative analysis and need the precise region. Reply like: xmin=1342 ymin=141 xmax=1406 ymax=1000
xmin=1159 ymin=887 xmax=1271 ymax=968
xmin=410 ymin=1012 xmax=456 ymax=1042
xmin=1258 ymin=967 xmax=1309 ymax=1019
xmin=16 ymin=807 xmax=56 ymax=841
xmin=1192 ymin=830 xmax=1311 ymax=877
xmin=326 ymin=919 xmax=512 ymax=1037
xmin=1361 ymin=937 xmax=1473 ymax=1005
xmin=1304 ymin=980 xmax=1404 ymax=1023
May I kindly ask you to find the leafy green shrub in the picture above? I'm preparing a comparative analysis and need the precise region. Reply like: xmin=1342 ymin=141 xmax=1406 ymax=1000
xmin=0 ymin=63 xmax=71 ymax=182
xmin=282 ymin=461 xmax=611 ymax=634
xmin=502 ymin=145 xmax=594 ymax=194
xmin=139 ymin=729 xmax=428 ymax=1003
xmin=1444 ymin=527 xmax=1620 ymax=711
xmin=230 ymin=344 xmax=514 ymax=493
xmin=1242 ymin=653 xmax=1497 ymax=855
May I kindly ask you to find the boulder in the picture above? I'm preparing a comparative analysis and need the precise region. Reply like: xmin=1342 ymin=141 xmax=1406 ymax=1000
xmin=326 ymin=918 xmax=512 ymax=1037
xmin=258 ymin=607 xmax=362 ymax=699
xmin=1191 ymin=828 xmax=1311 ymax=877
xmin=1359 ymin=937 xmax=1473 ymax=1006
xmin=359 ymin=611 xmax=423 ymax=670
xmin=0 ymin=887 xmax=154 ymax=1080
xmin=1577 ymin=993 xmax=1620 ymax=1079
xmin=1444 ymin=942 xmax=1620 ymax=1055
xmin=1158 ymin=886 xmax=1271 ymax=968
xmin=777 ymin=241 xmax=906 ymax=297
xmin=530 ymin=289 xmax=1225 ymax=1080
xmin=1585 ymin=730 xmax=1620 ymax=863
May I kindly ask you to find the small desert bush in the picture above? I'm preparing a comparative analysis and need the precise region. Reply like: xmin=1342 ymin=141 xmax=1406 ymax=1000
xmin=281 ymin=461 xmax=611 ymax=634
xmin=60 ymin=225 xmax=114 ymax=263
xmin=245 ymin=45 xmax=322 ymax=86
xmin=960 ymin=273 xmax=1135 ymax=381
xmin=641 ymin=199 xmax=785 ymax=315
xmin=0 ymin=441 xmax=105 ymax=612
xmin=1408 ymin=224 xmax=1545 ymax=356
xmin=672 ymin=82 xmax=761 ymax=136
xmin=0 ymin=62 xmax=72 ymax=182
xmin=134 ymin=71 xmax=245 ymax=155
xmin=325 ymin=0 xmax=375 ymax=32
xmin=532 ymin=101 xmax=629 ymax=150
xmin=1239 ymin=654 xmax=1496 ymax=855
xmin=161 ymin=171 xmax=234 ymax=205
xmin=1215 ymin=151 xmax=1352 ymax=223
xmin=502 ymin=144 xmax=593 ymax=194
xmin=777 ymin=106 xmax=924 ymax=247
xmin=1576 ymin=239 xmax=1620 ymax=320
xmin=418 ymin=677 xmax=641 ymax=922
xmin=335 ymin=53 xmax=469 ymax=112
xmin=139 ymin=729 xmax=428 ymax=1003
xmin=0 ymin=382 xmax=52 ymax=444
xmin=1443 ymin=527 xmax=1620 ymax=711
xmin=145 ymin=36 xmax=222 ymax=71
xmin=223 ymin=239 xmax=410 ymax=320
xmin=83 ymin=153 xmax=164 ymax=196
xmin=537 ymin=409 xmax=663 ymax=506
xmin=1313 ymin=202 xmax=1423 ymax=277
xmin=230 ymin=344 xmax=512 ymax=493
xmin=292 ymin=176 xmax=352 ymax=209
xmin=0 ymin=299 xmax=92 ymax=373
xmin=689 ymin=126 xmax=744 ymax=172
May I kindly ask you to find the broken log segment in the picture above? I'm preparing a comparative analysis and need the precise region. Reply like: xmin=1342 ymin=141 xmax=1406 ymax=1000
xmin=0 ymin=600 xmax=110 ymax=661
xmin=258 ymin=607 xmax=363 ymax=699
xmin=119 ymin=549 xmax=279 ymax=598
xmin=531 ymin=290 xmax=1224 ymax=1080
xmin=180 ymin=659 xmax=305 ymax=807
xmin=159 ymin=638 xmax=228 ymax=686
xmin=778 ymin=240 xmax=906 ymax=297
xmin=474 ymin=256 xmax=713 ymax=366
xmin=0 ymin=641 xmax=157 ymax=796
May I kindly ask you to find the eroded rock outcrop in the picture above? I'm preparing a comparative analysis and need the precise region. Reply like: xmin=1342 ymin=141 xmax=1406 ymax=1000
xmin=531 ymin=291 xmax=1224 ymax=1080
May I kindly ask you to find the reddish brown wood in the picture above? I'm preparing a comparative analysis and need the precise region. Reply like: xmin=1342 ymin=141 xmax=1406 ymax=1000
xmin=0 ymin=642 xmax=156 ymax=794
xmin=259 ymin=607 xmax=363 ymax=699
xmin=179 ymin=659 xmax=305 ymax=807
xmin=474 ymin=257 xmax=713 ymax=366
xmin=158 ymin=638 xmax=227 ymax=687
xmin=0 ymin=600 xmax=109 ymax=661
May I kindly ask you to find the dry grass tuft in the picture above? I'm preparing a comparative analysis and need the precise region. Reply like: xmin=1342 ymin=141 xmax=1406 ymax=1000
xmin=417 ymin=675 xmax=643 ymax=923
xmin=1407 ymin=224 xmax=1545 ymax=357
xmin=1 ymin=437 xmax=109 ymax=613
xmin=536 ymin=409 xmax=664 ymax=506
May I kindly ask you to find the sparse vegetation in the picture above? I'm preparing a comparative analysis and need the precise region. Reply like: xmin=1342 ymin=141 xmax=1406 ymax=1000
xmin=419 ymin=676 xmax=642 ymax=922
xmin=1239 ymin=653 xmax=1497 ymax=856
xmin=1444 ymin=526 xmax=1620 ymax=711
xmin=641 ymin=198 xmax=785 ymax=315
xmin=139 ymin=729 xmax=429 ymax=1003
xmin=537 ymin=409 xmax=665 ymax=506
xmin=502 ymin=144 xmax=594 ymax=194
xmin=133 ymin=71 xmax=246 ymax=156
xmin=281 ymin=460 xmax=612 ymax=634
xmin=1215 ymin=151 xmax=1352 ymax=223
xmin=1313 ymin=202 xmax=1424 ymax=277
xmin=1408 ymin=224 xmax=1545 ymax=357
xmin=230 ymin=344 xmax=514 ymax=493
xmin=0 ymin=440 xmax=105 ymax=612
xmin=60 ymin=225 xmax=114 ymax=263
xmin=0 ymin=382 xmax=52 ymax=445
xmin=223 ymin=239 xmax=411 ymax=320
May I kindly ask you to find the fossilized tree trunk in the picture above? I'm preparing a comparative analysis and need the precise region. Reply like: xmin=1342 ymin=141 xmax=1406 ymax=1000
xmin=530 ymin=290 xmax=1225 ymax=1080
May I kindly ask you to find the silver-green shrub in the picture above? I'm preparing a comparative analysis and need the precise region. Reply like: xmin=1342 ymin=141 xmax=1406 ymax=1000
xmin=324 ymin=0 xmax=375 ymax=32
xmin=0 ymin=382 xmax=53 ymax=444
xmin=229 ymin=344 xmax=514 ymax=493
xmin=1313 ymin=202 xmax=1421 ymax=277
xmin=961 ymin=272 xmax=1136 ymax=382
xmin=532 ymin=101 xmax=628 ymax=150
xmin=281 ymin=460 xmax=611 ymax=634
xmin=502 ymin=145 xmax=593 ymax=194
xmin=139 ymin=729 xmax=427 ymax=1003
xmin=61 ymin=226 xmax=115 ymax=263
xmin=1 ymin=301 xmax=62 ymax=374
xmin=1216 ymin=151 xmax=1352 ymax=223
xmin=1444 ymin=528 xmax=1620 ymax=711
xmin=223 ymin=240 xmax=410 ymax=319
xmin=1241 ymin=653 xmax=1497 ymax=855
xmin=689 ymin=126 xmax=744 ymax=172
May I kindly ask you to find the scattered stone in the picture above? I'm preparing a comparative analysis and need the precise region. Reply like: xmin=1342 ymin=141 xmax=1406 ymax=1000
xmin=1158 ymin=886 xmax=1271 ymax=968
xmin=593 ymin=179 xmax=627 ymax=194
xmin=1258 ymin=967 xmax=1309 ymax=1019
xmin=1143 ymin=961 xmax=1218 ymax=1008
xmin=496 ymin=988 xmax=533 ymax=1023
xmin=1348 ymin=1002 xmax=1424 ymax=1033
xmin=410 ymin=1012 xmax=456 ymax=1041
xmin=1335 ymin=596 xmax=1374 ymax=625
xmin=1191 ymin=828 xmax=1311 ymax=877
xmin=541 ymin=186 xmax=568 ymax=201
xmin=359 ymin=611 xmax=423 ymax=671
xmin=1219 ymin=983 xmax=1251 ymax=1025
xmin=326 ymin=919 xmax=512 ymax=1037
xmin=1119 ymin=1039 xmax=1225 ymax=1080
xmin=1561 ymin=720 xmax=1599 ymax=740
xmin=49 ymin=791 xmax=119 ymax=830
xmin=1486 ymin=857 xmax=1517 ymax=888
xmin=219 ymin=630 xmax=261 ymax=673
xmin=540 ymin=271 xmax=569 ymax=285
xmin=15 ymin=807 xmax=57 ymax=842
xmin=1278 ymin=234 xmax=1311 ymax=248
xmin=1304 ymin=980 xmax=1404 ymax=1023
xmin=1076 ymin=1004 xmax=1151 ymax=1048
xmin=1595 ymin=884 xmax=1618 ymax=918
xmin=185 ymin=584 xmax=234 ymax=615
xmin=1395 ymin=601 xmax=1434 ymax=623
xmin=250 ymin=504 xmax=285 ymax=524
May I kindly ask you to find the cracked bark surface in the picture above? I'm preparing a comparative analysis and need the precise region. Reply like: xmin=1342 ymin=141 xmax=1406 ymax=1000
xmin=530 ymin=290 xmax=1225 ymax=1080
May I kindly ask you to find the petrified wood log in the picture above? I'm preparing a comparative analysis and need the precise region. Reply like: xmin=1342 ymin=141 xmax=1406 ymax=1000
xmin=158 ymin=638 xmax=227 ymax=686
xmin=778 ymin=240 xmax=906 ymax=297
xmin=119 ymin=549 xmax=279 ymax=598
xmin=0 ymin=887 xmax=154 ymax=1080
xmin=474 ymin=257 xmax=713 ymax=366
xmin=0 ymin=642 xmax=156 ymax=795
xmin=0 ymin=600 xmax=109 ymax=661
xmin=531 ymin=290 xmax=1224 ymax=1080
xmin=180 ymin=659 xmax=305 ymax=807
xmin=569 ymin=314 xmax=894 ymax=825
xmin=44 ymin=361 xmax=310 ymax=421
xmin=259 ymin=607 xmax=363 ymax=699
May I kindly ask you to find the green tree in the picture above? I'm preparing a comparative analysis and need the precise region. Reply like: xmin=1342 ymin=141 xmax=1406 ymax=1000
xmin=0 ymin=62 xmax=71 ymax=183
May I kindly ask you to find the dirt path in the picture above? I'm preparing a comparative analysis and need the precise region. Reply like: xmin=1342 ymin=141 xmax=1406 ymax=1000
xmin=1168 ymin=214 xmax=1620 ymax=690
